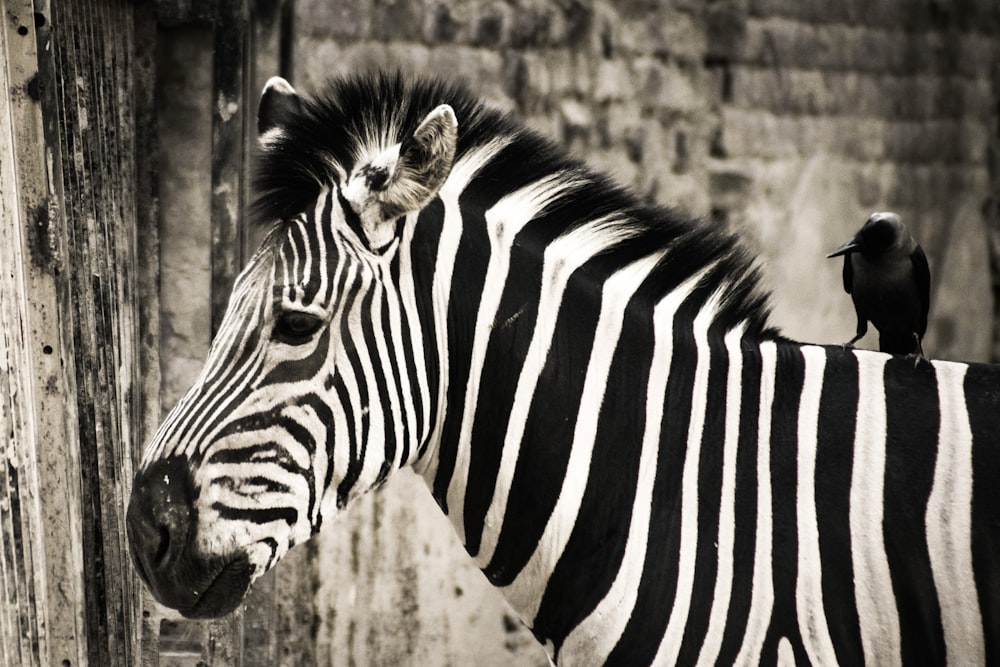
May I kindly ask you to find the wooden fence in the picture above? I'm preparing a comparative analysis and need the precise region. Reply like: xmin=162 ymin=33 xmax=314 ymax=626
xmin=0 ymin=1 xmax=303 ymax=664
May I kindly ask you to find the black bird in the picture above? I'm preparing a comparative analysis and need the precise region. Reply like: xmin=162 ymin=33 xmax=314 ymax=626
xmin=827 ymin=212 xmax=930 ymax=356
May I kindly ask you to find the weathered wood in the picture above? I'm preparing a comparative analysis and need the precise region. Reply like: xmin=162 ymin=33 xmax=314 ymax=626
xmin=149 ymin=2 xmax=299 ymax=664
xmin=1 ymin=0 xmax=147 ymax=664
xmin=208 ymin=0 xmax=254 ymax=659
xmin=208 ymin=1 xmax=316 ymax=662
xmin=47 ymin=1 xmax=145 ymax=664
xmin=0 ymin=0 xmax=302 ymax=664
xmin=0 ymin=1 xmax=89 ymax=665
xmin=135 ymin=4 xmax=167 ymax=666
xmin=990 ymin=62 xmax=1000 ymax=364
xmin=152 ymin=20 xmax=223 ymax=667
xmin=244 ymin=5 xmax=317 ymax=665
xmin=210 ymin=0 xmax=250 ymax=337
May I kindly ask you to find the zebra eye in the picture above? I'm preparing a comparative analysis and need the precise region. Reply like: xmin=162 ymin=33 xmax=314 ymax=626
xmin=273 ymin=311 xmax=323 ymax=343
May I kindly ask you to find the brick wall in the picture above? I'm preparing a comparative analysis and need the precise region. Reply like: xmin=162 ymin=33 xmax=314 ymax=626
xmin=707 ymin=0 xmax=998 ymax=357
xmin=293 ymin=0 xmax=716 ymax=214
xmin=293 ymin=0 xmax=998 ymax=361
xmin=288 ymin=1 xmax=999 ymax=664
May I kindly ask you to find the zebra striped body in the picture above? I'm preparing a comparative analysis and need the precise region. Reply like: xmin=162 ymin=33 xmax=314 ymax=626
xmin=127 ymin=73 xmax=1000 ymax=664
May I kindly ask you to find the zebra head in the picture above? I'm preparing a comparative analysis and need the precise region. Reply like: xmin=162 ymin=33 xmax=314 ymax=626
xmin=126 ymin=77 xmax=457 ymax=618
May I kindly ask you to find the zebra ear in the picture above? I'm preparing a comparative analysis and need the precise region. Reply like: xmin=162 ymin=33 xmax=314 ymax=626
xmin=397 ymin=103 xmax=458 ymax=204
xmin=257 ymin=76 xmax=301 ymax=137
xmin=343 ymin=104 xmax=457 ymax=249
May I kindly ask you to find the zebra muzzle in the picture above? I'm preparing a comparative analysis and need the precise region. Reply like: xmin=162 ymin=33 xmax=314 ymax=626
xmin=127 ymin=455 xmax=252 ymax=618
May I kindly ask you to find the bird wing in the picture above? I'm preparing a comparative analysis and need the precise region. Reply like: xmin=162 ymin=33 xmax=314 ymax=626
xmin=911 ymin=244 xmax=931 ymax=335
xmin=841 ymin=254 xmax=853 ymax=294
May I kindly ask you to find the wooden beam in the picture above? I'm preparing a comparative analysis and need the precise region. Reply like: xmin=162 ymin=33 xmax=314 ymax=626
xmin=1 ymin=0 xmax=149 ymax=664
xmin=0 ymin=0 xmax=87 ymax=664
xmin=210 ymin=0 xmax=251 ymax=337
xmin=45 ymin=0 xmax=145 ymax=663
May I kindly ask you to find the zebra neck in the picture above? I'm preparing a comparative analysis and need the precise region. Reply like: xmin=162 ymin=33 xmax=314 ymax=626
xmin=404 ymin=145 xmax=771 ymax=644
xmin=409 ymin=233 xmax=719 ymax=641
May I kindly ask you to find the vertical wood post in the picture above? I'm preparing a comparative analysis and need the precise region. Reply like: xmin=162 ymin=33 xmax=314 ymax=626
xmin=989 ymin=60 xmax=1000 ymax=364
xmin=145 ymin=1 xmax=303 ymax=664
xmin=210 ymin=0 xmax=251 ymax=335
xmin=0 ymin=0 xmax=147 ymax=664
xmin=50 ymin=2 xmax=144 ymax=663
xmin=0 ymin=0 xmax=88 ymax=665
xmin=208 ymin=1 xmax=251 ymax=658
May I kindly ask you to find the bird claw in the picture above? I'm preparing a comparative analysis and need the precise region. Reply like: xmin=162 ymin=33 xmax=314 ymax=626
xmin=907 ymin=334 xmax=926 ymax=368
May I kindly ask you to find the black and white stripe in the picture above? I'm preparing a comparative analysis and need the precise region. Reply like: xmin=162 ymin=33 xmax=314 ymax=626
xmin=131 ymin=72 xmax=1000 ymax=662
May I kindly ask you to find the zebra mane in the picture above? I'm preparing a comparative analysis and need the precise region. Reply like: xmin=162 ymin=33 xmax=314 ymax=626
xmin=251 ymin=71 xmax=779 ymax=340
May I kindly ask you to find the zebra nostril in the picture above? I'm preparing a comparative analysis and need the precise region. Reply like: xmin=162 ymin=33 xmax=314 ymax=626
xmin=153 ymin=525 xmax=172 ymax=566
xmin=127 ymin=455 xmax=197 ymax=575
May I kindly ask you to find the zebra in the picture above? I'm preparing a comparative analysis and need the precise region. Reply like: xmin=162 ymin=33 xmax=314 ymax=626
xmin=127 ymin=72 xmax=1000 ymax=665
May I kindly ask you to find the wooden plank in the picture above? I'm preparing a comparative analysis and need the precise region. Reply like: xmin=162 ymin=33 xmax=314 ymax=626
xmin=0 ymin=0 xmax=152 ymax=662
xmin=243 ymin=4 xmax=306 ymax=665
xmin=210 ymin=0 xmax=250 ymax=336
xmin=244 ymin=0 xmax=292 ymax=256
xmin=990 ymin=63 xmax=1000 ymax=363
xmin=152 ymin=20 xmax=219 ymax=667
xmin=0 ymin=0 xmax=89 ymax=664
xmin=45 ymin=0 xmax=144 ymax=663
xmin=155 ymin=0 xmax=218 ymax=24
xmin=146 ymin=2 xmax=302 ymax=664
xmin=152 ymin=2 xmax=262 ymax=662
xmin=134 ymin=4 xmax=166 ymax=665
xmin=0 ymin=15 xmax=50 ymax=663
xmin=209 ymin=2 xmax=255 ymax=662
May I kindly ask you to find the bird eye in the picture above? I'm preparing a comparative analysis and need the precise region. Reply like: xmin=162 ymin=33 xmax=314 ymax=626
xmin=273 ymin=311 xmax=324 ymax=343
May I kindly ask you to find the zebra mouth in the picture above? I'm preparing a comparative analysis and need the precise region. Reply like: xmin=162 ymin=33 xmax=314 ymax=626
xmin=127 ymin=455 xmax=256 ymax=619
xmin=177 ymin=553 xmax=255 ymax=619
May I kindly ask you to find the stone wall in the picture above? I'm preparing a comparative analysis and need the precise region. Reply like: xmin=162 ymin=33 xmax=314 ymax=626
xmin=282 ymin=1 xmax=999 ymax=664
xmin=708 ymin=0 xmax=998 ymax=359
xmin=294 ymin=0 xmax=998 ymax=359
xmin=293 ymin=1 xmax=716 ymax=214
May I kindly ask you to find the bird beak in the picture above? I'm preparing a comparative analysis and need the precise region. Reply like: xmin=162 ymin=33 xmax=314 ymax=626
xmin=827 ymin=239 xmax=861 ymax=258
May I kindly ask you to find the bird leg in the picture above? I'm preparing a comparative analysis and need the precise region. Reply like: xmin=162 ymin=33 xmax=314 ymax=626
xmin=842 ymin=333 xmax=864 ymax=348
xmin=842 ymin=319 xmax=867 ymax=348
xmin=905 ymin=333 xmax=926 ymax=367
